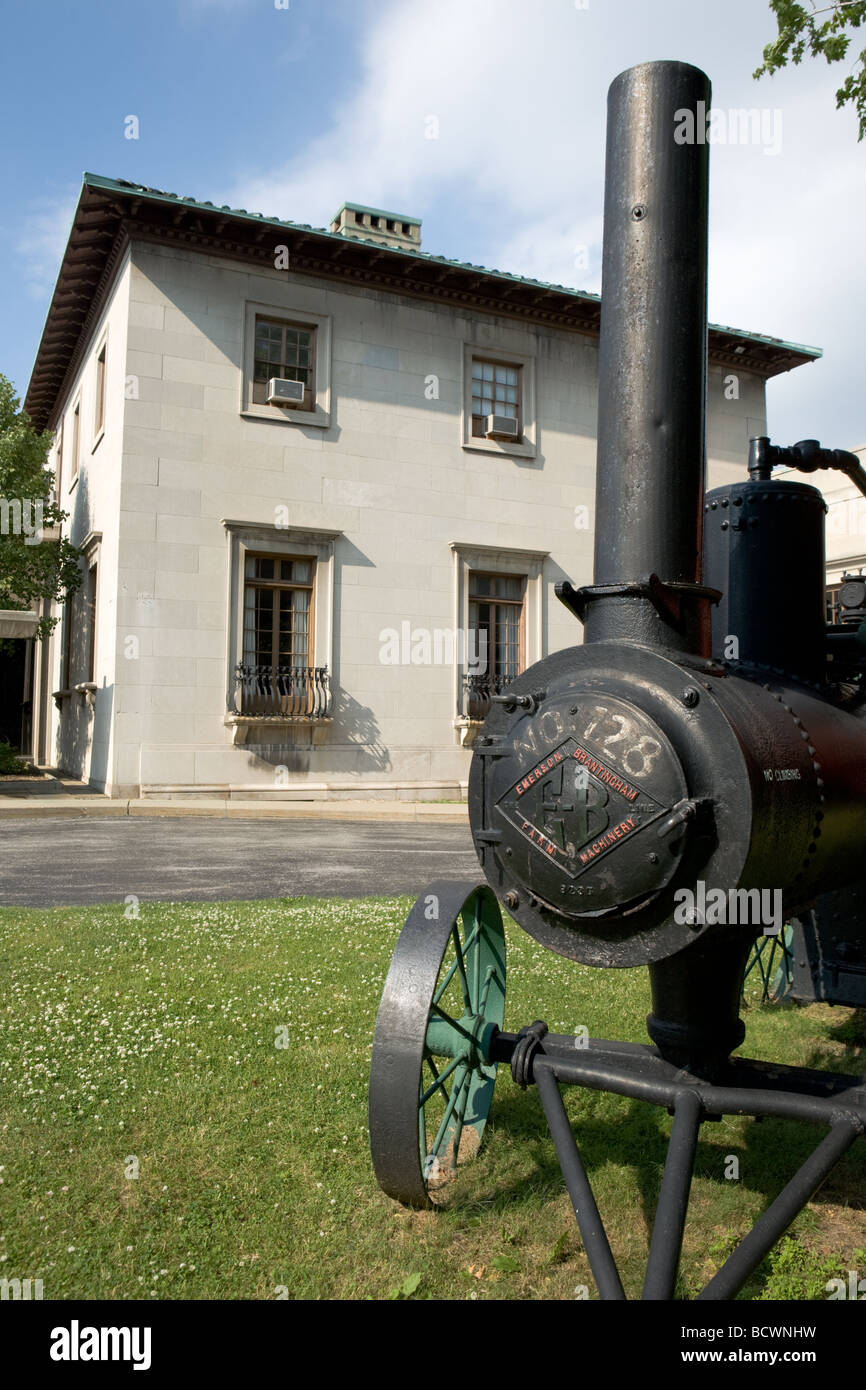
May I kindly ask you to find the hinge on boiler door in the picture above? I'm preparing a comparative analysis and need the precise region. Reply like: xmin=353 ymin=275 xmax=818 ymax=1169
xmin=656 ymin=797 xmax=712 ymax=840
xmin=473 ymin=738 xmax=508 ymax=851
xmin=473 ymin=737 xmax=509 ymax=756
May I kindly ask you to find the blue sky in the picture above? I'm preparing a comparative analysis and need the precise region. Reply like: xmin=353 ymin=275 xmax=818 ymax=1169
xmin=2 ymin=0 xmax=863 ymax=447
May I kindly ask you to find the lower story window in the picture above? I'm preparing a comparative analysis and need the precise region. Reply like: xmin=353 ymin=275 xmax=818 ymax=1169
xmin=467 ymin=571 xmax=525 ymax=717
xmin=86 ymin=560 xmax=98 ymax=681
xmin=239 ymin=554 xmax=318 ymax=714
xmin=243 ymin=554 xmax=314 ymax=665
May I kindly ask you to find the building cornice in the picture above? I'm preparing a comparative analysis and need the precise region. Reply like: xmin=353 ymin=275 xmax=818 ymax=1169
xmin=24 ymin=174 xmax=823 ymax=433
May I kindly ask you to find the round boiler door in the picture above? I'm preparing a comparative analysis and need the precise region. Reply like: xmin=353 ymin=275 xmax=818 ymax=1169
xmin=484 ymin=693 xmax=690 ymax=917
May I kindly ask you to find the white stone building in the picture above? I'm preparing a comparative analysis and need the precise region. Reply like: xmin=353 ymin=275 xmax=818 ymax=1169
xmin=22 ymin=174 xmax=819 ymax=800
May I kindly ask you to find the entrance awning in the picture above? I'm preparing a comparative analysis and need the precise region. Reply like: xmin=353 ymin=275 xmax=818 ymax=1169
xmin=0 ymin=610 xmax=38 ymax=639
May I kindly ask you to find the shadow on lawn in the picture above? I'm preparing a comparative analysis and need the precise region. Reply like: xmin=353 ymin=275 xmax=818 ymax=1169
xmin=432 ymin=1009 xmax=866 ymax=1294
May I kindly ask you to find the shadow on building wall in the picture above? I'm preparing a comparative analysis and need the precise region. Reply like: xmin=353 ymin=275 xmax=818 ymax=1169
xmin=237 ymin=688 xmax=391 ymax=778
xmin=54 ymin=470 xmax=115 ymax=786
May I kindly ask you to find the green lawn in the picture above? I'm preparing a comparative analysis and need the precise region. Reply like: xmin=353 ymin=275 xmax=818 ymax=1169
xmin=0 ymin=895 xmax=864 ymax=1300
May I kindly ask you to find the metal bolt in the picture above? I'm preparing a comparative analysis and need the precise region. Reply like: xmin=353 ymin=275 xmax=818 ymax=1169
xmin=631 ymin=203 xmax=647 ymax=221
xmin=648 ymin=852 xmax=659 ymax=864
xmin=504 ymin=891 xmax=520 ymax=910
xmin=681 ymin=687 xmax=700 ymax=708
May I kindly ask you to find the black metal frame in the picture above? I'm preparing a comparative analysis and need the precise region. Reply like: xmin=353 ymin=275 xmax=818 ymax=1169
xmin=488 ymin=1026 xmax=866 ymax=1300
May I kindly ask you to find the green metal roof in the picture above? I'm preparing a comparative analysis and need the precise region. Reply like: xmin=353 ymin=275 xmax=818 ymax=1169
xmin=81 ymin=172 xmax=601 ymax=303
xmin=81 ymin=175 xmax=821 ymax=360
xmin=24 ymin=173 xmax=823 ymax=431
xmin=704 ymin=321 xmax=822 ymax=361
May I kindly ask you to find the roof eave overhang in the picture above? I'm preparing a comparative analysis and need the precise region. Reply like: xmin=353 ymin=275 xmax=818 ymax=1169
xmin=24 ymin=176 xmax=822 ymax=433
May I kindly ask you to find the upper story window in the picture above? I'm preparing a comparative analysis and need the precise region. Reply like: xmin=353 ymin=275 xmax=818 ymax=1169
xmin=54 ymin=418 xmax=64 ymax=501
xmin=70 ymin=398 xmax=81 ymax=483
xmin=462 ymin=344 xmax=537 ymax=459
xmin=94 ymin=341 xmax=107 ymax=441
xmin=471 ymin=360 xmax=521 ymax=438
xmin=252 ymin=318 xmax=315 ymax=410
xmin=241 ymin=301 xmax=331 ymax=429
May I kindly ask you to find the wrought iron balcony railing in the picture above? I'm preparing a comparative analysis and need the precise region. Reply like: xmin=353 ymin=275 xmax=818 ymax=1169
xmin=463 ymin=671 xmax=515 ymax=721
xmin=232 ymin=664 xmax=332 ymax=719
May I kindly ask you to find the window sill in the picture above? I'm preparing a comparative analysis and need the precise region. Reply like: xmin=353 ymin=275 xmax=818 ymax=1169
xmin=225 ymin=714 xmax=333 ymax=746
xmin=68 ymin=472 xmax=80 ymax=492
xmin=462 ymin=437 xmax=537 ymax=460
xmin=241 ymin=405 xmax=330 ymax=430
xmin=91 ymin=428 xmax=105 ymax=455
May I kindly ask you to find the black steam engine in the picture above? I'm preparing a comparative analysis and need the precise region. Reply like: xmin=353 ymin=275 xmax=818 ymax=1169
xmin=368 ymin=60 xmax=866 ymax=1300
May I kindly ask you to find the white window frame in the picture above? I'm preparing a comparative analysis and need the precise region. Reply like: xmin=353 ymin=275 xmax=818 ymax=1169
xmin=240 ymin=301 xmax=332 ymax=429
xmin=91 ymin=330 xmax=108 ymax=454
xmin=461 ymin=343 xmax=537 ymax=459
xmin=222 ymin=518 xmax=341 ymax=741
xmin=450 ymin=541 xmax=548 ymax=742
xmin=69 ymin=394 xmax=82 ymax=488
xmin=57 ymin=529 xmax=101 ymax=704
xmin=52 ymin=418 xmax=64 ymax=504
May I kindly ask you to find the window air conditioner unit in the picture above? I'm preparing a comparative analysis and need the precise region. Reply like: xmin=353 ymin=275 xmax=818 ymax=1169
xmin=485 ymin=413 xmax=519 ymax=440
xmin=267 ymin=377 xmax=305 ymax=406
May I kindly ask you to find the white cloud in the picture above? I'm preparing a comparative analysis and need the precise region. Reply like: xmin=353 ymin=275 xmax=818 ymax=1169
xmin=32 ymin=0 xmax=860 ymax=446
xmin=225 ymin=0 xmax=613 ymax=252
xmin=15 ymin=188 xmax=79 ymax=302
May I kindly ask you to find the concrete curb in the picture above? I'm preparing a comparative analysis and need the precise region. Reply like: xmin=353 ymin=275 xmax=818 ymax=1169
xmin=0 ymin=795 xmax=469 ymax=824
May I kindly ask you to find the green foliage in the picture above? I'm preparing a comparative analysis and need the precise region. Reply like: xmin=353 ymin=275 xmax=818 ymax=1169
xmin=756 ymin=2 xmax=866 ymax=139
xmin=543 ymin=1232 xmax=570 ymax=1266
xmin=0 ymin=374 xmax=83 ymax=637
xmin=755 ymin=1235 xmax=842 ymax=1300
xmin=0 ymin=739 xmax=29 ymax=774
xmin=388 ymin=1271 xmax=422 ymax=1299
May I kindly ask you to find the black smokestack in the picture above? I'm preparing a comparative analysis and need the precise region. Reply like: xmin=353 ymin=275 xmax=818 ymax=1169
xmin=586 ymin=60 xmax=711 ymax=653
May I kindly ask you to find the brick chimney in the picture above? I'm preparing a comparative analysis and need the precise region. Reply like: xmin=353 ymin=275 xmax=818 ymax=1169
xmin=330 ymin=202 xmax=421 ymax=252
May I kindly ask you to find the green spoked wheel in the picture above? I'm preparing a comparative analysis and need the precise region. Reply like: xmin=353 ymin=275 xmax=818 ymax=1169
xmin=742 ymin=924 xmax=795 ymax=1003
xmin=369 ymin=881 xmax=507 ymax=1208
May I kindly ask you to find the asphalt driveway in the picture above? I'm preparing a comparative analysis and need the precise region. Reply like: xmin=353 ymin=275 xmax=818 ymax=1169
xmin=0 ymin=816 xmax=479 ymax=908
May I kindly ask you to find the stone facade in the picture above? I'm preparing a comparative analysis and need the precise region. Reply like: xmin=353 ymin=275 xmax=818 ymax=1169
xmin=28 ymin=191 xmax=802 ymax=800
